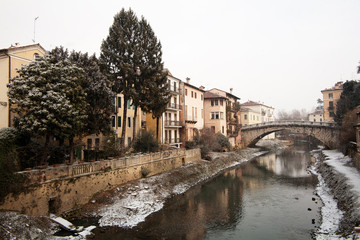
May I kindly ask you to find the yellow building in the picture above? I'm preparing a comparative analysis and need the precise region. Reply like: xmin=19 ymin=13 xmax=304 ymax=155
xmin=85 ymin=94 xmax=143 ymax=151
xmin=204 ymin=88 xmax=241 ymax=146
xmin=321 ymin=81 xmax=343 ymax=122
xmin=240 ymin=107 xmax=261 ymax=126
xmin=0 ymin=43 xmax=46 ymax=129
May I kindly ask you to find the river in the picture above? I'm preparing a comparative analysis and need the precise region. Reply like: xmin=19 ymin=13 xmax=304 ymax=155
xmin=87 ymin=143 xmax=320 ymax=240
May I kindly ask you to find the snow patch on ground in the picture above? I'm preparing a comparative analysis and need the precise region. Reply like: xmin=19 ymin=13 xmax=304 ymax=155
xmin=311 ymin=150 xmax=360 ymax=240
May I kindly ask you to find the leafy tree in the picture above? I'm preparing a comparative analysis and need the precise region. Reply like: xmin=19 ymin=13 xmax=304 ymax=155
xmin=335 ymin=80 xmax=360 ymax=125
xmin=8 ymin=54 xmax=88 ymax=165
xmin=133 ymin=131 xmax=159 ymax=153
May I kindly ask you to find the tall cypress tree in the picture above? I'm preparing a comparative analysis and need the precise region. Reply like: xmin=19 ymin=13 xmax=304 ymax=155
xmin=100 ymin=9 xmax=170 ymax=148
xmin=100 ymin=9 xmax=140 ymax=149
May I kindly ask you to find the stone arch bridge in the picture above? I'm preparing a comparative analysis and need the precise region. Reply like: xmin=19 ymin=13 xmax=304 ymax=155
xmin=241 ymin=121 xmax=340 ymax=149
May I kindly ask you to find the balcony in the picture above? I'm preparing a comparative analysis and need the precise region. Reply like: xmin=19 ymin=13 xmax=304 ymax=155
xmin=164 ymin=120 xmax=183 ymax=128
xmin=164 ymin=138 xmax=181 ymax=144
xmin=167 ymin=103 xmax=181 ymax=110
xmin=169 ymin=86 xmax=180 ymax=94
xmin=185 ymin=116 xmax=197 ymax=124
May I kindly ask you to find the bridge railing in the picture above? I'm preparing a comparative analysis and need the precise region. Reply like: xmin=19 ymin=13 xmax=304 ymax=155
xmin=241 ymin=120 xmax=338 ymax=130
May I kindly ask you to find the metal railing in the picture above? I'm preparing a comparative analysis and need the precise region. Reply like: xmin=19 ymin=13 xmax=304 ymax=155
xmin=167 ymin=103 xmax=181 ymax=110
xmin=164 ymin=120 xmax=182 ymax=127
xmin=164 ymin=138 xmax=181 ymax=144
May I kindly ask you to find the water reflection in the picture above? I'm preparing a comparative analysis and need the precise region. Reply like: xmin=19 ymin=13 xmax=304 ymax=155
xmin=91 ymin=144 xmax=319 ymax=240
xmin=254 ymin=147 xmax=311 ymax=178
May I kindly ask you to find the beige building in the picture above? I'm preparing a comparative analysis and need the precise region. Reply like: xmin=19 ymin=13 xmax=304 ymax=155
xmin=321 ymin=81 xmax=343 ymax=122
xmin=308 ymin=110 xmax=324 ymax=122
xmin=240 ymin=100 xmax=275 ymax=139
xmin=182 ymin=78 xmax=205 ymax=141
xmin=0 ymin=43 xmax=46 ymax=129
xmin=240 ymin=107 xmax=261 ymax=126
xmin=204 ymin=88 xmax=241 ymax=146
xmin=146 ymin=73 xmax=182 ymax=148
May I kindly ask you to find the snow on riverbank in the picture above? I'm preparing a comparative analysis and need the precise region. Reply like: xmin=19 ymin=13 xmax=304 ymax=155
xmin=311 ymin=149 xmax=360 ymax=240
xmin=93 ymin=148 xmax=266 ymax=228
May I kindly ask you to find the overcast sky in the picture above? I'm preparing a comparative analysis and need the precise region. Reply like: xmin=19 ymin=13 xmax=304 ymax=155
xmin=1 ymin=0 xmax=360 ymax=114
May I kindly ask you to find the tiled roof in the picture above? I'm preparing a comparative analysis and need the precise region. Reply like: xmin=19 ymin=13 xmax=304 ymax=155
xmin=241 ymin=100 xmax=274 ymax=109
xmin=204 ymin=91 xmax=227 ymax=99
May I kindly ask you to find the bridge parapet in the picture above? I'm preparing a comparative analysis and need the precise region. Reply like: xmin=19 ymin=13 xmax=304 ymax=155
xmin=242 ymin=120 xmax=339 ymax=130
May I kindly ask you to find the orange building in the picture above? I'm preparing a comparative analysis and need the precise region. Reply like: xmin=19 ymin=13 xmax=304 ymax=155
xmin=321 ymin=81 xmax=343 ymax=122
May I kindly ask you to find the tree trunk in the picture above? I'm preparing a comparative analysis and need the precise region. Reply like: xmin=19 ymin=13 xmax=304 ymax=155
xmin=41 ymin=133 xmax=50 ymax=166
xmin=132 ymin=106 xmax=138 ymax=144
xmin=69 ymin=136 xmax=74 ymax=163
xmin=121 ymin=95 xmax=128 ymax=151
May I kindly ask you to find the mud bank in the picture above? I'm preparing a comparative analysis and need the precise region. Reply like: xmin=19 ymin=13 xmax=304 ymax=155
xmin=315 ymin=150 xmax=360 ymax=237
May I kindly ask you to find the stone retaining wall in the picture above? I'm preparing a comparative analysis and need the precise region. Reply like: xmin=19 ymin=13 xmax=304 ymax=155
xmin=0 ymin=148 xmax=201 ymax=216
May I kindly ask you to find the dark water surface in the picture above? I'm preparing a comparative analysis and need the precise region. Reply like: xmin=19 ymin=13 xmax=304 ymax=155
xmin=91 ymin=144 xmax=320 ymax=240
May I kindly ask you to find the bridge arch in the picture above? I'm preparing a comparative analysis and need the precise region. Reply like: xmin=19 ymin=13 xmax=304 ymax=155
xmin=241 ymin=121 xmax=340 ymax=149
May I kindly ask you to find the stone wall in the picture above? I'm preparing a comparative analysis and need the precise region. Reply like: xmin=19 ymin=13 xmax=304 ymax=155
xmin=0 ymin=148 xmax=201 ymax=216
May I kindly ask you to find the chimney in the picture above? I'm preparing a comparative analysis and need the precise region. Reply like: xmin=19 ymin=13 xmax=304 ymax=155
xmin=186 ymin=77 xmax=190 ymax=84
xmin=230 ymin=88 xmax=233 ymax=94
xmin=199 ymin=85 xmax=205 ymax=90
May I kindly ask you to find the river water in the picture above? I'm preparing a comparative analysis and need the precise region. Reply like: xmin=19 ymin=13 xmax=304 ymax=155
xmin=90 ymin=144 xmax=321 ymax=240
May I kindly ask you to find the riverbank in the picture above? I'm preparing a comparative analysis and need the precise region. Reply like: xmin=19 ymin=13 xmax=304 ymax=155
xmin=311 ymin=148 xmax=360 ymax=239
xmin=0 ymin=145 xmax=272 ymax=239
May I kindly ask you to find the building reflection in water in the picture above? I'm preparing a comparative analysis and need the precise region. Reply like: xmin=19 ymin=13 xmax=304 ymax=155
xmin=105 ymin=145 xmax=317 ymax=240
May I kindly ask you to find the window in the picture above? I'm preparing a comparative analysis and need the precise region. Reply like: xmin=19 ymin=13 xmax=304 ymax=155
xmin=95 ymin=138 xmax=100 ymax=150
xmin=127 ymin=99 xmax=131 ymax=109
xmin=33 ymin=53 xmax=40 ymax=60
xmin=185 ymin=88 xmax=188 ymax=96
xmin=112 ymin=116 xmax=115 ymax=127
xmin=195 ymin=92 xmax=197 ymax=99
xmin=329 ymin=93 xmax=333 ymax=99
xmin=191 ymin=91 xmax=194 ymax=98
xmin=128 ymin=117 xmax=131 ymax=128
xmin=211 ymin=112 xmax=220 ymax=119
xmin=112 ymin=97 xmax=116 ymax=112
xmin=117 ymin=97 xmax=121 ymax=108
xmin=244 ymin=114 xmax=247 ymax=120
xmin=174 ymin=82 xmax=176 ymax=92
xmin=201 ymin=94 xmax=203 ymax=100
xmin=87 ymin=139 xmax=92 ymax=150
xmin=215 ymin=100 xmax=218 ymax=105
xmin=220 ymin=100 xmax=223 ymax=106
xmin=211 ymin=126 xmax=215 ymax=133
xmin=330 ymin=112 xmax=335 ymax=117
xmin=118 ymin=116 xmax=121 ymax=127
xmin=329 ymin=101 xmax=334 ymax=110
xmin=220 ymin=112 xmax=224 ymax=119
xmin=222 ymin=126 xmax=224 ymax=134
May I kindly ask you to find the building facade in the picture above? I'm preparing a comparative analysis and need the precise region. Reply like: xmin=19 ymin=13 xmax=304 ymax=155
xmin=0 ymin=43 xmax=46 ymax=129
xmin=182 ymin=78 xmax=205 ymax=142
xmin=240 ymin=107 xmax=261 ymax=126
xmin=308 ymin=110 xmax=324 ymax=122
xmin=204 ymin=88 xmax=241 ymax=146
xmin=321 ymin=81 xmax=343 ymax=122
xmin=240 ymin=100 xmax=275 ymax=139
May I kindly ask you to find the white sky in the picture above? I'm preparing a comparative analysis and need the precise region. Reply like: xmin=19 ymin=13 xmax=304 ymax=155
xmin=1 ymin=0 xmax=360 ymax=114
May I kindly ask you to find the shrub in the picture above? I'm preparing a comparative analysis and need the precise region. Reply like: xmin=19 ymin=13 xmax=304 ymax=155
xmin=215 ymin=132 xmax=231 ymax=151
xmin=133 ymin=131 xmax=159 ymax=153
xmin=0 ymin=128 xmax=26 ymax=202
xmin=141 ymin=166 xmax=151 ymax=177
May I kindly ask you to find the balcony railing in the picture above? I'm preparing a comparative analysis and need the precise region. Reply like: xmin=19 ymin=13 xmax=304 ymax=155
xmin=167 ymin=103 xmax=181 ymax=110
xmin=164 ymin=138 xmax=181 ymax=144
xmin=164 ymin=120 xmax=182 ymax=127
xmin=169 ymin=86 xmax=180 ymax=93
xmin=185 ymin=116 xmax=197 ymax=123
